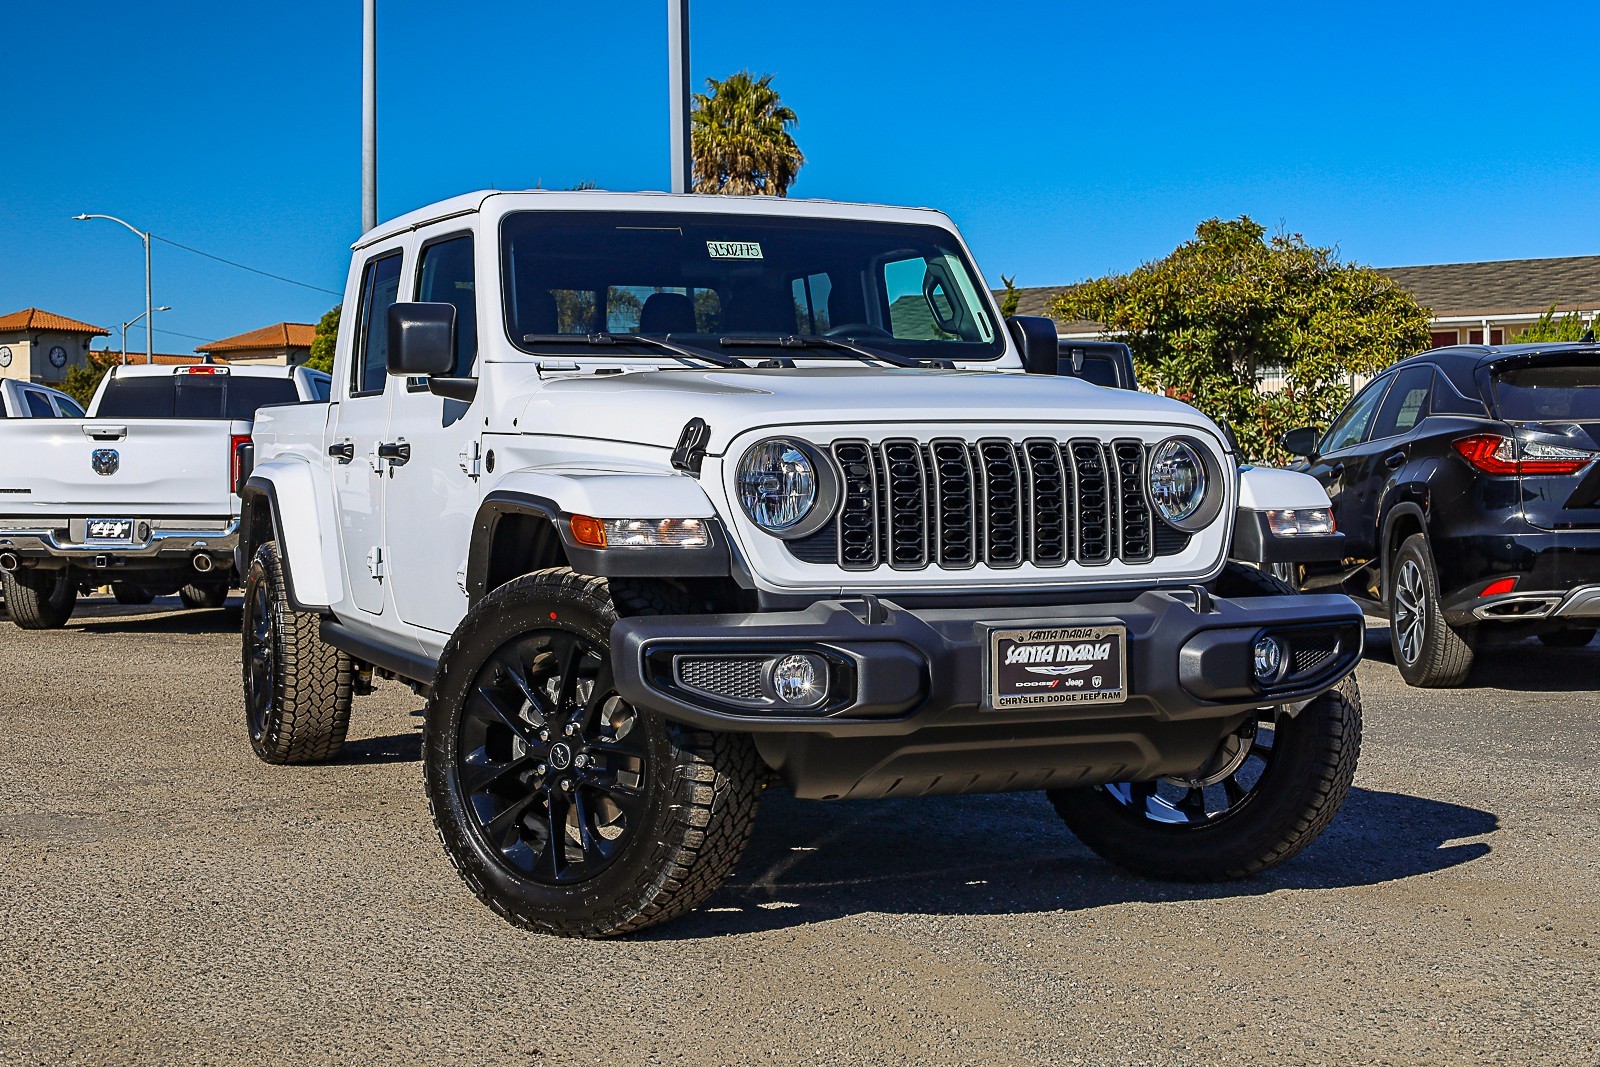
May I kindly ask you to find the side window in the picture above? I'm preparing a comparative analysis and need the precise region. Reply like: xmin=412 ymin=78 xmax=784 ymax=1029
xmin=416 ymin=235 xmax=477 ymax=378
xmin=1370 ymin=366 xmax=1433 ymax=440
xmin=1320 ymin=375 xmax=1392 ymax=454
xmin=56 ymin=395 xmax=85 ymax=417
xmin=25 ymin=390 xmax=55 ymax=417
xmin=353 ymin=252 xmax=404 ymax=396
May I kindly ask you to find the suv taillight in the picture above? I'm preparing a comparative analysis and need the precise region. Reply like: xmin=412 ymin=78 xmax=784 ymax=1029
xmin=1453 ymin=433 xmax=1596 ymax=475
xmin=231 ymin=434 xmax=252 ymax=494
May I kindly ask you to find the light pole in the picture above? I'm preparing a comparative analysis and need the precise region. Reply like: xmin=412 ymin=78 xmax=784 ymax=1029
xmin=75 ymin=213 xmax=153 ymax=363
xmin=362 ymin=0 xmax=377 ymax=232
xmin=668 ymin=0 xmax=691 ymax=194
xmin=121 ymin=307 xmax=172 ymax=365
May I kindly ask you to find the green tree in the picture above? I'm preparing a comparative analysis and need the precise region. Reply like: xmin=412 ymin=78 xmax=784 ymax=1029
xmin=306 ymin=304 xmax=339 ymax=373
xmin=1509 ymin=306 xmax=1592 ymax=344
xmin=60 ymin=348 xmax=120 ymax=408
xmin=691 ymin=71 xmax=804 ymax=196
xmin=1050 ymin=217 xmax=1433 ymax=463
xmin=1000 ymin=274 xmax=1021 ymax=317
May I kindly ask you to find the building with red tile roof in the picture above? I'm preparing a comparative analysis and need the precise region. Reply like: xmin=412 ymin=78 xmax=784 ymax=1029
xmin=0 ymin=307 xmax=111 ymax=386
xmin=195 ymin=322 xmax=315 ymax=365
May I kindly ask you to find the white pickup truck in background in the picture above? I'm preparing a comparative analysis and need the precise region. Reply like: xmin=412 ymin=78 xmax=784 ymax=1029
xmin=0 ymin=362 xmax=329 ymax=628
xmin=0 ymin=380 xmax=86 ymax=419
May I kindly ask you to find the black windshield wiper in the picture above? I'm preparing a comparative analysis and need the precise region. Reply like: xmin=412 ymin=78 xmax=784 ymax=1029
xmin=719 ymin=334 xmax=944 ymax=369
xmin=521 ymin=332 xmax=746 ymax=369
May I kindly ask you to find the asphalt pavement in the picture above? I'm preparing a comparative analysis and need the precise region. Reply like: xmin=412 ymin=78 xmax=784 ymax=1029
xmin=2 ymin=595 xmax=1597 ymax=1065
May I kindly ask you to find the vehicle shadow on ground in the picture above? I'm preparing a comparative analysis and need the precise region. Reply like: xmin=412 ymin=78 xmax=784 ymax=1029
xmin=70 ymin=598 xmax=242 ymax=636
xmin=337 ymin=730 xmax=423 ymax=764
xmin=1363 ymin=624 xmax=1597 ymax=692
xmin=645 ymin=784 xmax=1497 ymax=939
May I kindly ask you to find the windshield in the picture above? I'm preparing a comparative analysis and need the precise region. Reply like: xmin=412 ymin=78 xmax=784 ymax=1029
xmin=1493 ymin=362 xmax=1600 ymax=422
xmin=96 ymin=374 xmax=300 ymax=420
xmin=500 ymin=210 xmax=1003 ymax=361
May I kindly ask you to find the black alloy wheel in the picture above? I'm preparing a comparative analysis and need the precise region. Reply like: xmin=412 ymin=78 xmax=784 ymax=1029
xmin=1099 ymin=711 xmax=1276 ymax=828
xmin=457 ymin=630 xmax=645 ymax=885
xmin=244 ymin=575 xmax=276 ymax=745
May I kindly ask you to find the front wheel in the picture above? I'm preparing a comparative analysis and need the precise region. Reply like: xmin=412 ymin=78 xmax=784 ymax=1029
xmin=1049 ymin=675 xmax=1362 ymax=881
xmin=1 ymin=569 xmax=76 ymax=629
xmin=1389 ymin=534 xmax=1474 ymax=687
xmin=424 ymin=568 xmax=761 ymax=938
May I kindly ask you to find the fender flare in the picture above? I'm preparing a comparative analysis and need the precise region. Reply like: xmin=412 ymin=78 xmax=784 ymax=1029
xmin=1378 ymin=500 xmax=1430 ymax=600
xmin=466 ymin=469 xmax=732 ymax=607
xmin=240 ymin=457 xmax=342 ymax=612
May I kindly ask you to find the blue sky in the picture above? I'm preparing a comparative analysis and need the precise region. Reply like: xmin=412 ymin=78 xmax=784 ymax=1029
xmin=3 ymin=0 xmax=1596 ymax=351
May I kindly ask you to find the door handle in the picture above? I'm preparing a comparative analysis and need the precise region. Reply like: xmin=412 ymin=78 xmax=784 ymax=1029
xmin=327 ymin=440 xmax=355 ymax=464
xmin=1384 ymin=450 xmax=1406 ymax=470
xmin=1328 ymin=462 xmax=1345 ymax=479
xmin=377 ymin=441 xmax=411 ymax=466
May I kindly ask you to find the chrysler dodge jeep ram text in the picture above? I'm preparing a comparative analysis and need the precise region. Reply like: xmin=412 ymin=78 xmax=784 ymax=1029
xmin=238 ymin=190 xmax=1363 ymax=937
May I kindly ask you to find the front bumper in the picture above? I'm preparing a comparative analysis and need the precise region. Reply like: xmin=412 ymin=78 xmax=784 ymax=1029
xmin=0 ymin=520 xmax=238 ymax=571
xmin=612 ymin=588 xmax=1364 ymax=800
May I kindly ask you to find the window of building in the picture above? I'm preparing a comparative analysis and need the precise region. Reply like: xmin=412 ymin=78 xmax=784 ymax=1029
xmin=1467 ymin=329 xmax=1504 ymax=345
xmin=1429 ymin=330 xmax=1459 ymax=349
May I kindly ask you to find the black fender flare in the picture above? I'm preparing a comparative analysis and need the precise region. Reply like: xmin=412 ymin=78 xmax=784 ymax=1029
xmin=1378 ymin=499 xmax=1430 ymax=600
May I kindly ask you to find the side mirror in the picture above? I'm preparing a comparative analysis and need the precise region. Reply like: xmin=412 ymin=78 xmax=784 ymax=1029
xmin=1280 ymin=427 xmax=1321 ymax=458
xmin=386 ymin=302 xmax=456 ymax=377
xmin=1006 ymin=315 xmax=1058 ymax=375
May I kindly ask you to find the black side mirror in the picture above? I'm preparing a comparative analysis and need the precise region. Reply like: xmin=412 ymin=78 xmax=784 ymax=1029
xmin=1281 ymin=427 xmax=1321 ymax=458
xmin=1006 ymin=315 xmax=1058 ymax=375
xmin=386 ymin=302 xmax=456 ymax=377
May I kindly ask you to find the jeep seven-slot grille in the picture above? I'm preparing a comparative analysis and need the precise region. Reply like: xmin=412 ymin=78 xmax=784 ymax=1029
xmin=787 ymin=437 xmax=1190 ymax=571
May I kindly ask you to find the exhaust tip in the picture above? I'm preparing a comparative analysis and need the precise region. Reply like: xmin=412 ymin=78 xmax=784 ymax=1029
xmin=0 ymin=552 xmax=18 ymax=573
xmin=192 ymin=553 xmax=215 ymax=573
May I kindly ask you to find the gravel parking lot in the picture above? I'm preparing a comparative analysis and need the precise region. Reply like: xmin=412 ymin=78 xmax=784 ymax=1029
xmin=2 ymin=596 xmax=1597 ymax=1066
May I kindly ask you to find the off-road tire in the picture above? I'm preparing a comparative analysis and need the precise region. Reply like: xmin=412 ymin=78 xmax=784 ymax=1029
xmin=1 ymin=570 xmax=76 ymax=629
xmin=1390 ymin=534 xmax=1474 ymax=687
xmin=1219 ymin=560 xmax=1297 ymax=599
xmin=180 ymin=581 xmax=229 ymax=610
xmin=1049 ymin=675 xmax=1362 ymax=880
xmin=424 ymin=568 xmax=761 ymax=938
xmin=1538 ymin=627 xmax=1595 ymax=648
xmin=242 ymin=542 xmax=353 ymax=763
xmin=113 ymin=583 xmax=156 ymax=606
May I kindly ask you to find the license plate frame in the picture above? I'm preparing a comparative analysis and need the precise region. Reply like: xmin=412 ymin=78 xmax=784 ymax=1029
xmin=84 ymin=517 xmax=135 ymax=543
xmin=987 ymin=624 xmax=1128 ymax=709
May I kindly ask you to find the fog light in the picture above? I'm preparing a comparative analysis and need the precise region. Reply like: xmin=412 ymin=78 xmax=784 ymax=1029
xmin=1253 ymin=635 xmax=1283 ymax=681
xmin=769 ymin=654 xmax=825 ymax=706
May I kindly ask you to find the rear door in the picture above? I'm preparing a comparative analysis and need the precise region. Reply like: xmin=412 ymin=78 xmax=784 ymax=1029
xmin=1356 ymin=365 xmax=1435 ymax=558
xmin=331 ymin=249 xmax=405 ymax=615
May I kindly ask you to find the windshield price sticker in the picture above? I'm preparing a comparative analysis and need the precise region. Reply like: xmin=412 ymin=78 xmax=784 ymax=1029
xmin=706 ymin=240 xmax=763 ymax=260
xmin=988 ymin=625 xmax=1128 ymax=708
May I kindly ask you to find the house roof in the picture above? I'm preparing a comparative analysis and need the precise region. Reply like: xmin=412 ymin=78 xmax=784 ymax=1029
xmin=0 ymin=308 xmax=110 ymax=335
xmin=95 ymin=349 xmax=204 ymax=366
xmin=1375 ymin=256 xmax=1600 ymax=318
xmin=196 ymin=322 xmax=316 ymax=353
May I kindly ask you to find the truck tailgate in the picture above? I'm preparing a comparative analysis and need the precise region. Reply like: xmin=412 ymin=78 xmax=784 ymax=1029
xmin=0 ymin=419 xmax=243 ymax=518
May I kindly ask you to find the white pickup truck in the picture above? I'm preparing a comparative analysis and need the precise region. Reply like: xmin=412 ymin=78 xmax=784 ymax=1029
xmin=239 ymin=190 xmax=1364 ymax=938
xmin=0 ymin=380 xmax=86 ymax=419
xmin=0 ymin=362 xmax=329 ymax=627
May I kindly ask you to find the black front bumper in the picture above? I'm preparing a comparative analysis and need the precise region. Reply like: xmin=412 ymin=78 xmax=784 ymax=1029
xmin=612 ymin=588 xmax=1363 ymax=800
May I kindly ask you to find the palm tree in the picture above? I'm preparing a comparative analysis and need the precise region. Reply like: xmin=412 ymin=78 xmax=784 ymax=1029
xmin=690 ymin=71 xmax=805 ymax=196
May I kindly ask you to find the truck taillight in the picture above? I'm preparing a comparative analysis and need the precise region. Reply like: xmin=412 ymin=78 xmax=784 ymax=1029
xmin=231 ymin=434 xmax=252 ymax=494
xmin=1452 ymin=433 xmax=1596 ymax=476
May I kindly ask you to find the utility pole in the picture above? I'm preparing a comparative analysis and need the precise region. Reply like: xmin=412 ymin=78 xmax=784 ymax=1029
xmin=668 ymin=0 xmax=691 ymax=194
xmin=362 ymin=0 xmax=377 ymax=232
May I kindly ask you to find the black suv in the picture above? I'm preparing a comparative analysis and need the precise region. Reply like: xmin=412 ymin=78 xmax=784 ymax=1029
xmin=1281 ymin=343 xmax=1600 ymax=686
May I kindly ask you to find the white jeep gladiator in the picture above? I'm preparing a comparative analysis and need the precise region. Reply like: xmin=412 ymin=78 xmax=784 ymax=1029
xmin=238 ymin=190 xmax=1363 ymax=938
xmin=0 ymin=362 xmax=328 ymax=626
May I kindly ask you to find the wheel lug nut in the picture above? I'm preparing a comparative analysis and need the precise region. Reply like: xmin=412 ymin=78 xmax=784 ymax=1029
xmin=563 ymin=723 xmax=577 ymax=736
xmin=535 ymin=763 xmax=547 ymax=775
xmin=560 ymin=778 xmax=572 ymax=791
xmin=573 ymin=754 xmax=588 ymax=769
xmin=538 ymin=729 xmax=549 ymax=742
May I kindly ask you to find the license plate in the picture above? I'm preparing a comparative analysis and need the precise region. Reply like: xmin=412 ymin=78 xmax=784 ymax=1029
xmin=85 ymin=518 xmax=134 ymax=542
xmin=988 ymin=625 xmax=1128 ymax=708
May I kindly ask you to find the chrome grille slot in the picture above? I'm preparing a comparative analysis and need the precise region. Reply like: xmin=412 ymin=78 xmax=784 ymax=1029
xmin=795 ymin=434 xmax=1194 ymax=572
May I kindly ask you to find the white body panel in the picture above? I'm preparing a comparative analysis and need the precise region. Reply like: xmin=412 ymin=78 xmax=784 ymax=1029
xmin=1237 ymin=466 xmax=1334 ymax=511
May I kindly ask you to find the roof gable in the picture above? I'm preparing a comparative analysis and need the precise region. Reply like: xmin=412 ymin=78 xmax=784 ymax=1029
xmin=197 ymin=322 xmax=316 ymax=353
xmin=0 ymin=307 xmax=110 ymax=335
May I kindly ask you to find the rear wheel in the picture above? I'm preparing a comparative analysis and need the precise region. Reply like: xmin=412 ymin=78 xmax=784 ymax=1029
xmin=1 ymin=570 xmax=76 ymax=629
xmin=112 ymin=583 xmax=156 ymax=606
xmin=1389 ymin=534 xmax=1474 ymax=687
xmin=1049 ymin=676 xmax=1362 ymax=880
xmin=180 ymin=581 xmax=228 ymax=610
xmin=424 ymin=568 xmax=761 ymax=937
xmin=1538 ymin=627 xmax=1596 ymax=648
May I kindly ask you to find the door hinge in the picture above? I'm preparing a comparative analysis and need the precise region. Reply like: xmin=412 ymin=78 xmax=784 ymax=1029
xmin=366 ymin=546 xmax=385 ymax=579
xmin=458 ymin=440 xmax=482 ymax=479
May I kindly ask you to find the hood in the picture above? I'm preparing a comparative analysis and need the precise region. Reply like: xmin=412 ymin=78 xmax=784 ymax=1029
xmin=517 ymin=366 xmax=1219 ymax=453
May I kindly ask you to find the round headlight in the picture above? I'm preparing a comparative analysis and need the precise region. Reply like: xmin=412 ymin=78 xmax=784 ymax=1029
xmin=1148 ymin=438 xmax=1214 ymax=531
xmin=737 ymin=438 xmax=825 ymax=535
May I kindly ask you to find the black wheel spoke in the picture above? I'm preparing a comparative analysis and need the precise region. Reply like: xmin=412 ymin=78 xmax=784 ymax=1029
xmin=1223 ymin=775 xmax=1247 ymax=808
xmin=571 ymin=789 xmax=602 ymax=860
xmin=542 ymin=789 xmax=571 ymax=878
xmin=495 ymin=649 xmax=559 ymax=725
xmin=555 ymin=638 xmax=586 ymax=715
xmin=1250 ymin=741 xmax=1274 ymax=761
xmin=469 ymin=683 xmax=542 ymax=748
xmin=483 ymin=792 xmax=539 ymax=852
xmin=1177 ymin=788 xmax=1207 ymax=820
xmin=576 ymin=666 xmax=617 ymax=731
xmin=461 ymin=752 xmax=531 ymax=796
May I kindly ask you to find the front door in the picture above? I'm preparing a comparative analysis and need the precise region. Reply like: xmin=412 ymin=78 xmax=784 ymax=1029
xmin=1305 ymin=373 xmax=1394 ymax=563
xmin=332 ymin=250 xmax=403 ymax=615
xmin=384 ymin=231 xmax=482 ymax=640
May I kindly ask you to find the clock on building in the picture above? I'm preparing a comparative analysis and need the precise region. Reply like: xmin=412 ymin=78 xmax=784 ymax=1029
xmin=0 ymin=346 xmax=11 ymax=368
xmin=49 ymin=346 xmax=68 ymax=368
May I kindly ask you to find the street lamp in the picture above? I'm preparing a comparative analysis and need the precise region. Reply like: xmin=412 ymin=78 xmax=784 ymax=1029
xmin=74 ymin=213 xmax=154 ymax=363
xmin=121 ymin=307 xmax=172 ymax=365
